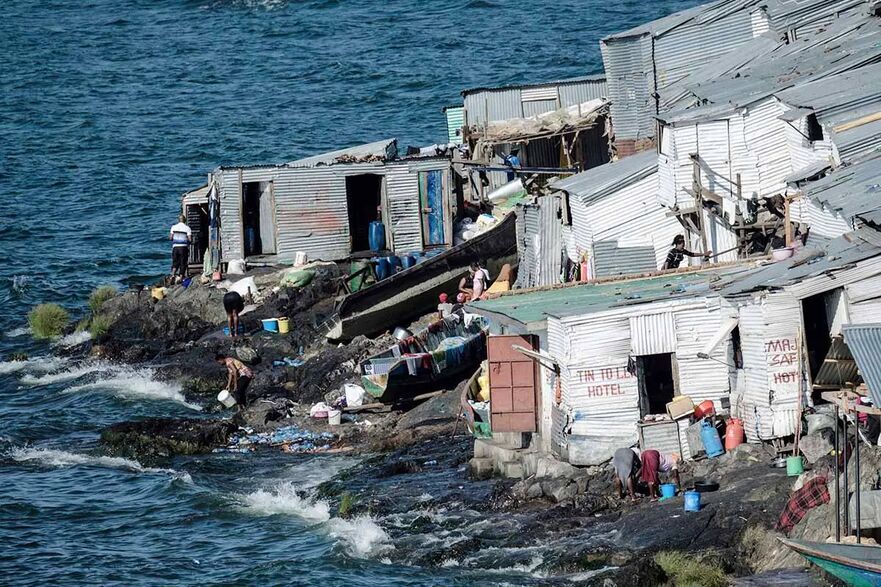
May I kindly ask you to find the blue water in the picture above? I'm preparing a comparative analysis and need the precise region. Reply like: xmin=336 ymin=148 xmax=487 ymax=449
xmin=0 ymin=1 xmax=705 ymax=584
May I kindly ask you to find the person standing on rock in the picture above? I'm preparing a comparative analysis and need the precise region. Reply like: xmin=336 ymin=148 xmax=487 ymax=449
xmin=640 ymin=449 xmax=681 ymax=501
xmin=169 ymin=214 xmax=192 ymax=283
xmin=223 ymin=290 xmax=245 ymax=338
xmin=612 ymin=447 xmax=641 ymax=503
xmin=216 ymin=352 xmax=253 ymax=410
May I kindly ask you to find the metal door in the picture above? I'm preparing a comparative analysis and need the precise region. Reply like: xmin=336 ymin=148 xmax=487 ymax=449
xmin=258 ymin=181 xmax=277 ymax=255
xmin=419 ymin=170 xmax=445 ymax=246
xmin=488 ymin=334 xmax=539 ymax=432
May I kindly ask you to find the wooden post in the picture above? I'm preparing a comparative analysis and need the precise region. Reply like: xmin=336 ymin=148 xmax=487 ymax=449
xmin=785 ymin=194 xmax=794 ymax=246
xmin=692 ymin=155 xmax=708 ymax=256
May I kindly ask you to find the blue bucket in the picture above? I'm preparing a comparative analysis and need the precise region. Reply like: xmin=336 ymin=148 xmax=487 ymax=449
xmin=261 ymin=319 xmax=279 ymax=333
xmin=223 ymin=324 xmax=245 ymax=336
xmin=386 ymin=255 xmax=402 ymax=274
xmin=660 ymin=483 xmax=676 ymax=500
xmin=684 ymin=490 xmax=701 ymax=512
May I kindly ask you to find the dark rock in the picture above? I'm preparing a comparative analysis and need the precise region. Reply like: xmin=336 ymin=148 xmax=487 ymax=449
xmin=101 ymin=417 xmax=237 ymax=458
xmin=395 ymin=391 xmax=461 ymax=431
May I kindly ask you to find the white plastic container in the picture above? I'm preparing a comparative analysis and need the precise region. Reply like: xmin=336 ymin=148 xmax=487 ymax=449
xmin=217 ymin=390 xmax=236 ymax=408
xmin=227 ymin=259 xmax=247 ymax=275
xmin=327 ymin=409 xmax=342 ymax=426
xmin=294 ymin=251 xmax=308 ymax=267
xmin=344 ymin=383 xmax=366 ymax=408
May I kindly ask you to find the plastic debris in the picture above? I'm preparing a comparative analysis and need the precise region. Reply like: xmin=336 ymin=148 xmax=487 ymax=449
xmin=216 ymin=425 xmax=335 ymax=454
xmin=273 ymin=357 xmax=305 ymax=367
xmin=310 ymin=402 xmax=330 ymax=418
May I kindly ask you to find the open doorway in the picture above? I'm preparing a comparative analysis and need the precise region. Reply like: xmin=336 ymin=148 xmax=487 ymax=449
xmin=345 ymin=174 xmax=383 ymax=253
xmin=636 ymin=354 xmax=676 ymax=416
xmin=185 ymin=203 xmax=209 ymax=267
xmin=242 ymin=181 xmax=276 ymax=257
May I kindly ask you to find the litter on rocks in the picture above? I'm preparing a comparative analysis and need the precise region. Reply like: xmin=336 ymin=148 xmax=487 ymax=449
xmin=273 ymin=357 xmax=305 ymax=367
xmin=214 ymin=425 xmax=336 ymax=454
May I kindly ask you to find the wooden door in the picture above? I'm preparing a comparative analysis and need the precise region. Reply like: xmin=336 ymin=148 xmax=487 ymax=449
xmin=488 ymin=334 xmax=539 ymax=432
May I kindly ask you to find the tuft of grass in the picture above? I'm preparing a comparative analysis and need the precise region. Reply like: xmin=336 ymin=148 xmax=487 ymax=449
xmin=28 ymin=303 xmax=70 ymax=339
xmin=338 ymin=492 xmax=357 ymax=518
xmin=654 ymin=551 xmax=727 ymax=587
xmin=76 ymin=317 xmax=91 ymax=332
xmin=88 ymin=285 xmax=117 ymax=315
xmin=89 ymin=314 xmax=113 ymax=340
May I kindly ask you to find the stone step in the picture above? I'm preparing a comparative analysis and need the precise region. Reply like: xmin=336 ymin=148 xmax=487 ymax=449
xmin=468 ymin=457 xmax=494 ymax=480
xmin=499 ymin=460 xmax=524 ymax=479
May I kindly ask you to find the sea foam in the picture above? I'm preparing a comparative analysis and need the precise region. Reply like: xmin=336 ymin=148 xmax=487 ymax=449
xmin=10 ymin=447 xmax=193 ymax=482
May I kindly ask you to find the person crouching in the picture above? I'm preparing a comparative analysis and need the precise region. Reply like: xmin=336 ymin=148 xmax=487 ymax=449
xmin=640 ymin=449 xmax=681 ymax=501
xmin=216 ymin=353 xmax=253 ymax=410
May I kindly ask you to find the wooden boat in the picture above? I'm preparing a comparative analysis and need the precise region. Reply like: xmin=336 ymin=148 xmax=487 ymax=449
xmin=359 ymin=314 xmax=488 ymax=403
xmin=325 ymin=212 xmax=516 ymax=341
xmin=779 ymin=538 xmax=881 ymax=586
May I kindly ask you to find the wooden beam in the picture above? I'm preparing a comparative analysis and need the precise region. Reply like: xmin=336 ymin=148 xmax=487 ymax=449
xmin=833 ymin=111 xmax=881 ymax=133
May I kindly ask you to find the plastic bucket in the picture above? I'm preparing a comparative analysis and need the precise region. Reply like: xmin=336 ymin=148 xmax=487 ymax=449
xmin=660 ymin=483 xmax=677 ymax=499
xmin=684 ymin=490 xmax=701 ymax=512
xmin=327 ymin=409 xmax=342 ymax=426
xmin=222 ymin=325 xmax=245 ymax=336
xmin=401 ymin=255 xmax=417 ymax=269
xmin=217 ymin=390 xmax=236 ymax=408
xmin=786 ymin=456 xmax=804 ymax=476
xmin=261 ymin=319 xmax=279 ymax=333
xmin=374 ymin=257 xmax=391 ymax=281
xmin=277 ymin=317 xmax=290 ymax=334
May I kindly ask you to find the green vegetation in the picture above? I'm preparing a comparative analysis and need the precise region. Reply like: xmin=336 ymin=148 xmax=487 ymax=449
xmin=88 ymin=285 xmax=117 ymax=315
xmin=89 ymin=314 xmax=113 ymax=340
xmin=338 ymin=492 xmax=357 ymax=518
xmin=654 ymin=551 xmax=727 ymax=587
xmin=76 ymin=317 xmax=91 ymax=332
xmin=27 ymin=303 xmax=70 ymax=339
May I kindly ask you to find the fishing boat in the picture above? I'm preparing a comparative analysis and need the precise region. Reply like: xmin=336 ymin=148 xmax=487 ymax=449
xmin=325 ymin=212 xmax=516 ymax=342
xmin=779 ymin=538 xmax=881 ymax=586
xmin=359 ymin=314 xmax=489 ymax=403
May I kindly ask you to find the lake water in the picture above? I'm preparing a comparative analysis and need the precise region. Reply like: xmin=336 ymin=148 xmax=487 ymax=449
xmin=1 ymin=1 xmax=713 ymax=584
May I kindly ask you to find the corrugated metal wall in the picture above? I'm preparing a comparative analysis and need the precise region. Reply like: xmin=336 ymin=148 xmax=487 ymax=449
xmin=630 ymin=312 xmax=676 ymax=355
xmin=601 ymin=35 xmax=655 ymax=141
xmin=569 ymin=170 xmax=681 ymax=275
xmin=743 ymin=98 xmax=791 ymax=197
xmin=276 ymin=166 xmax=350 ymax=261
xmin=674 ymin=299 xmax=736 ymax=408
xmin=514 ymin=195 xmax=564 ymax=289
xmin=653 ymin=9 xmax=755 ymax=91
xmin=792 ymin=196 xmax=852 ymax=241
xmin=735 ymin=292 xmax=802 ymax=442
xmin=445 ymin=107 xmax=465 ymax=144
xmin=786 ymin=115 xmax=834 ymax=174
xmin=218 ymin=159 xmax=451 ymax=262
xmin=465 ymin=78 xmax=609 ymax=127
xmin=464 ymin=88 xmax=522 ymax=126
xmin=385 ymin=162 xmax=421 ymax=254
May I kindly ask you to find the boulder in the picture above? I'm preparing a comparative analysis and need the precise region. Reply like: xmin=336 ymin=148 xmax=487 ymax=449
xmin=395 ymin=391 xmax=461 ymax=431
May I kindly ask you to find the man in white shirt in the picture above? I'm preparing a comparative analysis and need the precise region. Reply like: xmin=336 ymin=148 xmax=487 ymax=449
xmin=169 ymin=214 xmax=192 ymax=282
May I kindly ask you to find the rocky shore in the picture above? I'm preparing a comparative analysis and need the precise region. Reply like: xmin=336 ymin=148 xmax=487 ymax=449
xmin=48 ymin=267 xmax=856 ymax=585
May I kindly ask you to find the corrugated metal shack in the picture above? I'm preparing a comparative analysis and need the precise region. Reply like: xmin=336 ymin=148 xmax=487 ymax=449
xmin=600 ymin=0 xmax=871 ymax=155
xmin=462 ymin=75 xmax=608 ymax=126
xmin=470 ymin=267 xmax=751 ymax=465
xmin=789 ymin=153 xmax=881 ymax=246
xmin=717 ymin=229 xmax=881 ymax=443
xmin=552 ymin=150 xmax=682 ymax=277
xmin=459 ymin=77 xmax=611 ymax=192
xmin=513 ymin=193 xmax=569 ymax=290
xmin=194 ymin=139 xmax=456 ymax=264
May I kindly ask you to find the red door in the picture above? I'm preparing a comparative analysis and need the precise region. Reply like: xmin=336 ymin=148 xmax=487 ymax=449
xmin=488 ymin=335 xmax=540 ymax=432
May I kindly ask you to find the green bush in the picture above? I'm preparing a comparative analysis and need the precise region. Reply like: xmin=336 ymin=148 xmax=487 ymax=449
xmin=75 ymin=317 xmax=91 ymax=332
xmin=28 ymin=304 xmax=70 ymax=339
xmin=88 ymin=285 xmax=117 ymax=315
xmin=89 ymin=314 xmax=113 ymax=340
xmin=654 ymin=551 xmax=727 ymax=587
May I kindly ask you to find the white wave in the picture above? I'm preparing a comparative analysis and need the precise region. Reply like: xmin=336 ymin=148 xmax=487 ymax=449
xmin=281 ymin=456 xmax=360 ymax=489
xmin=10 ymin=447 xmax=193 ymax=482
xmin=6 ymin=326 xmax=30 ymax=338
xmin=21 ymin=362 xmax=106 ymax=385
xmin=0 ymin=356 xmax=68 ymax=376
xmin=237 ymin=479 xmax=392 ymax=558
xmin=326 ymin=516 xmax=394 ymax=559
xmin=54 ymin=330 xmax=92 ymax=347
xmin=64 ymin=367 xmax=201 ymax=411
xmin=239 ymin=481 xmax=331 ymax=522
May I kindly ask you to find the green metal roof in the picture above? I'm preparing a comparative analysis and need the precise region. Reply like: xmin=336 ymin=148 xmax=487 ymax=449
xmin=469 ymin=267 xmax=748 ymax=328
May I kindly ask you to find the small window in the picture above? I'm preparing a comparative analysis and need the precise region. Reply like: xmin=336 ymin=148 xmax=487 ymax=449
xmin=806 ymin=114 xmax=824 ymax=142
